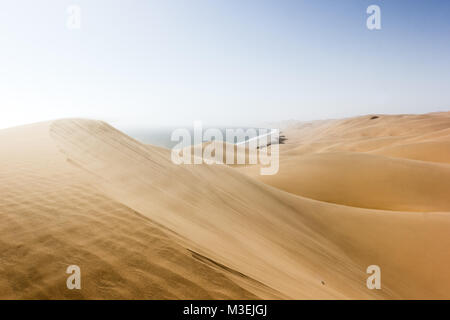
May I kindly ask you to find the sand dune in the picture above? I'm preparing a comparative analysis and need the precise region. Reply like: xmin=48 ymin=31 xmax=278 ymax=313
xmin=278 ymin=112 xmax=450 ymax=153
xmin=1 ymin=112 xmax=449 ymax=299
xmin=247 ymin=151 xmax=450 ymax=212
xmin=371 ymin=140 xmax=450 ymax=163
xmin=241 ymin=112 xmax=450 ymax=212
xmin=0 ymin=122 xmax=260 ymax=299
xmin=48 ymin=119 xmax=383 ymax=299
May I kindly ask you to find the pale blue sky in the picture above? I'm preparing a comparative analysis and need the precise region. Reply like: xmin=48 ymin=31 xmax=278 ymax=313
xmin=0 ymin=0 xmax=449 ymax=129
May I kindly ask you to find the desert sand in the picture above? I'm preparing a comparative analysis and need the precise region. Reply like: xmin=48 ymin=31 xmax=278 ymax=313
xmin=0 ymin=112 xmax=449 ymax=299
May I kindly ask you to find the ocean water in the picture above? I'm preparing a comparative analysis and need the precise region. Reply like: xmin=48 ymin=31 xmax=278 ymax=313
xmin=122 ymin=126 xmax=273 ymax=149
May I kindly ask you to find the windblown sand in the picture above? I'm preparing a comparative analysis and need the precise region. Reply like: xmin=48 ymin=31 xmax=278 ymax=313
xmin=0 ymin=112 xmax=449 ymax=299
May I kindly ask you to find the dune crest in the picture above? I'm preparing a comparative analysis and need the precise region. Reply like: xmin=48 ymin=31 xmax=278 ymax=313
xmin=1 ymin=113 xmax=449 ymax=299
xmin=49 ymin=119 xmax=384 ymax=299
xmin=241 ymin=112 xmax=450 ymax=212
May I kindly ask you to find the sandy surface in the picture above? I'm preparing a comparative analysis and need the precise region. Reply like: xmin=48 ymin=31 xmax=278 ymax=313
xmin=0 ymin=112 xmax=449 ymax=299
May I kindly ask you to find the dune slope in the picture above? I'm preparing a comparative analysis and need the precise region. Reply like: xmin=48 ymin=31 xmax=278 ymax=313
xmin=1 ymin=113 xmax=449 ymax=299
xmin=242 ymin=112 xmax=450 ymax=212
xmin=49 ymin=119 xmax=385 ymax=299
xmin=251 ymin=151 xmax=450 ymax=212
xmin=0 ymin=122 xmax=263 ymax=299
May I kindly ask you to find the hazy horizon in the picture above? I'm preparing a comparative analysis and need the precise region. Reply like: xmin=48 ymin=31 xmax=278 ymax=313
xmin=1 ymin=0 xmax=449 ymax=129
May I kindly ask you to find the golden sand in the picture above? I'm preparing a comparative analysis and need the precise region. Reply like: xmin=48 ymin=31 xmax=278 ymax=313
xmin=0 ymin=112 xmax=449 ymax=299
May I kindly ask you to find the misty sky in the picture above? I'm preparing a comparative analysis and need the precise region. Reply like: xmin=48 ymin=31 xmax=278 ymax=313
xmin=1 ymin=0 xmax=449 ymax=129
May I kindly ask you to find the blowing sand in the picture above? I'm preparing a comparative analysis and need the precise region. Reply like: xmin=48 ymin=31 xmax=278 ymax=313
xmin=0 ymin=112 xmax=449 ymax=299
